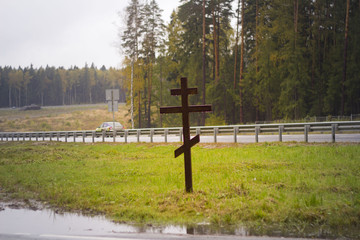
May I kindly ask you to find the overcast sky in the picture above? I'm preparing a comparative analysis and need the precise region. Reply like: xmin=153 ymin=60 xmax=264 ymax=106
xmin=0 ymin=0 xmax=180 ymax=69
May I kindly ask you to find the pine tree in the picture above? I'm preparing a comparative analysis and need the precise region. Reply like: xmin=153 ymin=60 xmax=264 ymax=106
xmin=121 ymin=0 xmax=143 ymax=128
xmin=140 ymin=0 xmax=165 ymax=128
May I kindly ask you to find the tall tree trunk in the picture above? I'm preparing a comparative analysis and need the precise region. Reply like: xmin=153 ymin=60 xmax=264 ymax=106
xmin=74 ymin=85 xmax=77 ymax=104
xmin=341 ymin=0 xmax=350 ymax=115
xmin=147 ymin=62 xmax=152 ymax=128
xmin=89 ymin=89 xmax=92 ymax=104
xmin=130 ymin=60 xmax=134 ymax=129
xmin=160 ymin=61 xmax=163 ymax=127
xmin=233 ymin=0 xmax=240 ymax=124
xmin=294 ymin=0 xmax=298 ymax=48
xmin=9 ymin=86 xmax=11 ymax=108
xmin=255 ymin=0 xmax=259 ymax=122
xmin=216 ymin=6 xmax=220 ymax=82
xmin=233 ymin=0 xmax=240 ymax=90
xmin=239 ymin=0 xmax=245 ymax=123
xmin=294 ymin=0 xmax=299 ymax=118
xmin=212 ymin=10 xmax=219 ymax=84
xmin=18 ymin=87 xmax=21 ymax=107
xmin=138 ymin=90 xmax=141 ymax=128
xmin=202 ymin=0 xmax=206 ymax=126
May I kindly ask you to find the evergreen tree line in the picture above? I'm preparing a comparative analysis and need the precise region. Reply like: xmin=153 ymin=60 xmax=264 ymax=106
xmin=0 ymin=64 xmax=126 ymax=108
xmin=120 ymin=0 xmax=360 ymax=128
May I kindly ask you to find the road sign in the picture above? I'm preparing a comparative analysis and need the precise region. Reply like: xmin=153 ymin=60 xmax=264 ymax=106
xmin=108 ymin=100 xmax=118 ymax=112
xmin=106 ymin=89 xmax=119 ymax=101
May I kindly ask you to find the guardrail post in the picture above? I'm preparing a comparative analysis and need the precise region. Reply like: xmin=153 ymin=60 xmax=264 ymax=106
xmin=164 ymin=129 xmax=168 ymax=143
xmin=92 ymin=132 xmax=95 ymax=143
xmin=331 ymin=124 xmax=337 ymax=143
xmin=102 ymin=131 xmax=105 ymax=142
xmin=180 ymin=128 xmax=183 ymax=142
xmin=113 ymin=130 xmax=116 ymax=142
xmin=214 ymin=127 xmax=218 ymax=143
xmin=255 ymin=126 xmax=260 ymax=143
xmin=36 ymin=133 xmax=39 ymax=141
xmin=16 ymin=133 xmax=19 ymax=141
xmin=196 ymin=128 xmax=200 ymax=136
xmin=279 ymin=125 xmax=284 ymax=142
xmin=82 ymin=132 xmax=86 ymax=143
xmin=304 ymin=125 xmax=310 ymax=143
xmin=57 ymin=132 xmax=60 ymax=142
xmin=234 ymin=127 xmax=238 ymax=143
xmin=137 ymin=130 xmax=140 ymax=142
xmin=73 ymin=132 xmax=76 ymax=142
xmin=23 ymin=133 xmax=26 ymax=141
xmin=12 ymin=133 xmax=14 ymax=141
xmin=150 ymin=129 xmax=154 ymax=143
xmin=65 ymin=132 xmax=68 ymax=142
xmin=124 ymin=130 xmax=128 ymax=143
xmin=42 ymin=133 xmax=45 ymax=141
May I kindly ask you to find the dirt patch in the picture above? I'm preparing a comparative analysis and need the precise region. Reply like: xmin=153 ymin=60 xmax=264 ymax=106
xmin=0 ymin=191 xmax=43 ymax=211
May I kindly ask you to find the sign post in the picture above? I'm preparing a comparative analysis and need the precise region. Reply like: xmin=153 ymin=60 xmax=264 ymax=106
xmin=106 ymin=89 xmax=119 ymax=130
xmin=160 ymin=77 xmax=212 ymax=192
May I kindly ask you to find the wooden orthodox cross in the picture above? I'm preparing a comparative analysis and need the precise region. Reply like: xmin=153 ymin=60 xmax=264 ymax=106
xmin=160 ymin=77 xmax=212 ymax=192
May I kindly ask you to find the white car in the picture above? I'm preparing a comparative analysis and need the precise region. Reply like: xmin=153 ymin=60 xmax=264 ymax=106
xmin=96 ymin=122 xmax=125 ymax=132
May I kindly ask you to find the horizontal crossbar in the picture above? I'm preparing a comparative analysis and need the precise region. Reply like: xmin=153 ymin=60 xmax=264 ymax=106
xmin=170 ymin=88 xmax=197 ymax=96
xmin=160 ymin=105 xmax=212 ymax=114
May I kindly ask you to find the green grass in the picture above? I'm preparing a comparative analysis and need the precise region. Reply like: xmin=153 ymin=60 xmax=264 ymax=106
xmin=0 ymin=142 xmax=359 ymax=238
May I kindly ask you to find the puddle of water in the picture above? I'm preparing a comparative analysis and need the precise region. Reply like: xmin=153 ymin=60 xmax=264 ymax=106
xmin=0 ymin=206 xmax=249 ymax=237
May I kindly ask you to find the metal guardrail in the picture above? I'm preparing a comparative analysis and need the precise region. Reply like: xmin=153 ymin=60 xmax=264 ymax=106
xmin=0 ymin=121 xmax=359 ymax=143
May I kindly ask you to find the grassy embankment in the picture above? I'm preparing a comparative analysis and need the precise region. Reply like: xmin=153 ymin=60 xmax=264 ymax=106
xmin=0 ymin=103 xmax=130 ymax=132
xmin=0 ymin=141 xmax=359 ymax=238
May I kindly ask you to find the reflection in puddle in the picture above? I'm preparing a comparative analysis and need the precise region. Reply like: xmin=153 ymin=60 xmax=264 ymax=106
xmin=0 ymin=206 xmax=248 ymax=237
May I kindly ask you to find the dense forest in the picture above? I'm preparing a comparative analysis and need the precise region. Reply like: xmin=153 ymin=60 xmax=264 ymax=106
xmin=1 ymin=0 xmax=360 ymax=128
xmin=0 ymin=64 xmax=126 ymax=108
